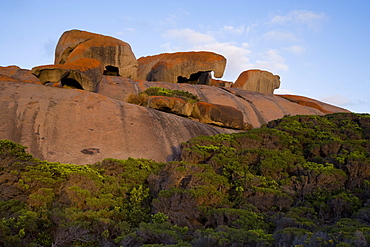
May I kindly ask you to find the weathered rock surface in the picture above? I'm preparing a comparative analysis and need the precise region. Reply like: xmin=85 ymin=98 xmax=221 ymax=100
xmin=232 ymin=69 xmax=281 ymax=94
xmin=0 ymin=66 xmax=40 ymax=84
xmin=146 ymin=96 xmax=193 ymax=117
xmin=31 ymin=58 xmax=104 ymax=92
xmin=191 ymin=102 xmax=247 ymax=129
xmin=96 ymin=77 xmax=349 ymax=128
xmin=277 ymin=94 xmax=351 ymax=114
xmin=0 ymin=79 xmax=236 ymax=165
xmin=137 ymin=51 xmax=226 ymax=84
xmin=54 ymin=29 xmax=138 ymax=79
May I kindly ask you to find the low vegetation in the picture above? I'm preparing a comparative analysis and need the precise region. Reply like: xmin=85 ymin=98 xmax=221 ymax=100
xmin=127 ymin=87 xmax=200 ymax=106
xmin=1 ymin=113 xmax=370 ymax=246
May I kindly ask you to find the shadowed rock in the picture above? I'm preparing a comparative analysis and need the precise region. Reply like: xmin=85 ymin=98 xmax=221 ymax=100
xmin=191 ymin=102 xmax=247 ymax=129
xmin=31 ymin=58 xmax=103 ymax=91
xmin=232 ymin=69 xmax=281 ymax=94
xmin=54 ymin=29 xmax=138 ymax=79
xmin=146 ymin=96 xmax=193 ymax=117
xmin=137 ymin=51 xmax=226 ymax=84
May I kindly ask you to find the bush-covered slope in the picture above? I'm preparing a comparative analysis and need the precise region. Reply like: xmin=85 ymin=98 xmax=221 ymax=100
xmin=0 ymin=113 xmax=370 ymax=246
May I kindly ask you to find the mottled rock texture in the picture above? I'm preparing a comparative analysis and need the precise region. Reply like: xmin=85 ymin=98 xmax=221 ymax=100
xmin=96 ymin=77 xmax=349 ymax=128
xmin=137 ymin=51 xmax=226 ymax=84
xmin=232 ymin=69 xmax=281 ymax=94
xmin=0 ymin=78 xmax=235 ymax=165
xmin=31 ymin=58 xmax=103 ymax=91
xmin=191 ymin=102 xmax=246 ymax=130
xmin=0 ymin=66 xmax=40 ymax=84
xmin=54 ymin=29 xmax=138 ymax=79
xmin=0 ymin=66 xmax=349 ymax=165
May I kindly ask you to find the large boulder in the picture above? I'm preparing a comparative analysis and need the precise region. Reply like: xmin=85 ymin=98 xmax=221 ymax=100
xmin=54 ymin=29 xmax=138 ymax=79
xmin=146 ymin=96 xmax=193 ymax=117
xmin=0 ymin=66 xmax=40 ymax=84
xmin=191 ymin=102 xmax=247 ymax=130
xmin=0 ymin=79 xmax=236 ymax=165
xmin=232 ymin=69 xmax=281 ymax=94
xmin=31 ymin=58 xmax=104 ymax=92
xmin=137 ymin=51 xmax=226 ymax=84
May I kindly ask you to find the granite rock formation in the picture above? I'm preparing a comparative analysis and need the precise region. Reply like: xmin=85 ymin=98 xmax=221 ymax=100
xmin=232 ymin=69 xmax=281 ymax=94
xmin=137 ymin=51 xmax=226 ymax=84
xmin=0 ymin=30 xmax=351 ymax=165
xmin=54 ymin=29 xmax=138 ymax=79
xmin=0 ymin=78 xmax=236 ymax=165
xmin=31 ymin=58 xmax=103 ymax=91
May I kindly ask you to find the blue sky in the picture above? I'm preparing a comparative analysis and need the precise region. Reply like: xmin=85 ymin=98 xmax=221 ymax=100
xmin=1 ymin=0 xmax=370 ymax=113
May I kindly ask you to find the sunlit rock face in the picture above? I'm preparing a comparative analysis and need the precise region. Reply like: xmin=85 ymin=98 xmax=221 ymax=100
xmin=0 ymin=79 xmax=236 ymax=165
xmin=232 ymin=69 xmax=281 ymax=94
xmin=54 ymin=29 xmax=138 ymax=79
xmin=96 ymin=77 xmax=350 ymax=128
xmin=137 ymin=51 xmax=226 ymax=84
xmin=31 ymin=58 xmax=103 ymax=91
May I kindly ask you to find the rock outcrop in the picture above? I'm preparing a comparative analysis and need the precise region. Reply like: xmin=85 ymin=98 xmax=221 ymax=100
xmin=0 ymin=79 xmax=236 ymax=165
xmin=232 ymin=69 xmax=281 ymax=94
xmin=276 ymin=94 xmax=350 ymax=114
xmin=192 ymin=102 xmax=247 ymax=130
xmin=137 ymin=51 xmax=226 ymax=84
xmin=96 ymin=78 xmax=349 ymax=128
xmin=54 ymin=29 xmax=138 ymax=79
xmin=31 ymin=58 xmax=103 ymax=91
xmin=0 ymin=66 xmax=40 ymax=84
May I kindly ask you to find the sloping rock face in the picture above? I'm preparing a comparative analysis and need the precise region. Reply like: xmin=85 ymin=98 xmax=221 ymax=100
xmin=54 ymin=29 xmax=138 ymax=79
xmin=137 ymin=52 xmax=226 ymax=84
xmin=31 ymin=58 xmax=103 ymax=91
xmin=0 ymin=79 xmax=236 ymax=165
xmin=97 ymin=77 xmax=349 ymax=128
xmin=276 ymin=94 xmax=350 ymax=114
xmin=146 ymin=96 xmax=193 ymax=117
xmin=0 ymin=66 xmax=40 ymax=84
xmin=232 ymin=69 xmax=281 ymax=94
xmin=192 ymin=102 xmax=246 ymax=129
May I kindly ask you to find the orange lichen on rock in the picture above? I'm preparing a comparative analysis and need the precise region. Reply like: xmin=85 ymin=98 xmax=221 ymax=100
xmin=232 ymin=69 xmax=280 ymax=94
xmin=137 ymin=51 xmax=226 ymax=84
xmin=31 ymin=58 xmax=103 ymax=92
xmin=277 ymin=95 xmax=351 ymax=114
xmin=54 ymin=29 xmax=138 ymax=79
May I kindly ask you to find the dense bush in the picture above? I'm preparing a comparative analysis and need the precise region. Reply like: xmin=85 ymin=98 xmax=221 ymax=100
xmin=1 ymin=113 xmax=370 ymax=246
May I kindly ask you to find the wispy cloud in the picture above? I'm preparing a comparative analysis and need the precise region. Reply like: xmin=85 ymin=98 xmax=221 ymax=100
xmin=163 ymin=28 xmax=216 ymax=46
xmin=271 ymin=10 xmax=326 ymax=31
xmin=320 ymin=94 xmax=352 ymax=107
xmin=254 ymin=49 xmax=289 ymax=73
xmin=263 ymin=30 xmax=298 ymax=42
xmin=284 ymin=45 xmax=305 ymax=54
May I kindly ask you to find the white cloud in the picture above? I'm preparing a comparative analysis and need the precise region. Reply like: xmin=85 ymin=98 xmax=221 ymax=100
xmin=263 ymin=30 xmax=298 ymax=42
xmin=320 ymin=95 xmax=352 ymax=106
xmin=271 ymin=10 xmax=326 ymax=31
xmin=284 ymin=45 xmax=305 ymax=54
xmin=163 ymin=28 xmax=216 ymax=46
xmin=193 ymin=42 xmax=252 ymax=80
xmin=222 ymin=25 xmax=247 ymax=35
xmin=274 ymin=88 xmax=295 ymax=95
xmin=253 ymin=49 xmax=289 ymax=73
